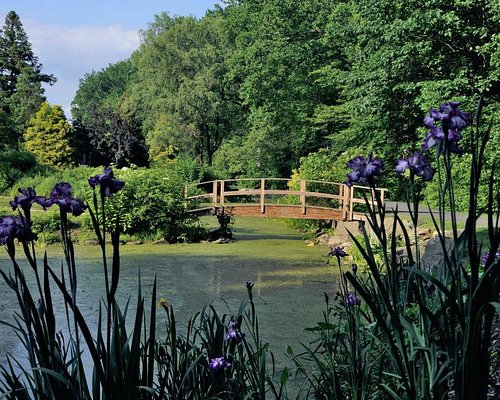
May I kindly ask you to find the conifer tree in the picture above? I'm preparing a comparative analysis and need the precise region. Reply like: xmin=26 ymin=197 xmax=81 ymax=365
xmin=24 ymin=103 xmax=74 ymax=168
xmin=0 ymin=11 xmax=55 ymax=146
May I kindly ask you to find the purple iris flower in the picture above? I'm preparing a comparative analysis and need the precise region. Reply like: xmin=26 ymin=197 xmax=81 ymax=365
xmin=50 ymin=182 xmax=86 ymax=217
xmin=422 ymin=127 xmax=463 ymax=154
xmin=209 ymin=356 xmax=230 ymax=371
xmin=396 ymin=151 xmax=435 ymax=181
xmin=481 ymin=251 xmax=500 ymax=265
xmin=88 ymin=167 xmax=125 ymax=197
xmin=422 ymin=102 xmax=469 ymax=153
xmin=430 ymin=102 xmax=470 ymax=130
xmin=328 ymin=246 xmax=347 ymax=258
xmin=10 ymin=187 xmax=51 ymax=212
xmin=422 ymin=126 xmax=445 ymax=151
xmin=351 ymin=263 xmax=358 ymax=274
xmin=0 ymin=216 xmax=36 ymax=244
xmin=344 ymin=293 xmax=361 ymax=306
xmin=226 ymin=320 xmax=245 ymax=341
xmin=345 ymin=153 xmax=383 ymax=187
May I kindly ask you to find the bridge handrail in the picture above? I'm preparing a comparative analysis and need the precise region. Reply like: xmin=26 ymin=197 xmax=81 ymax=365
xmin=184 ymin=178 xmax=386 ymax=221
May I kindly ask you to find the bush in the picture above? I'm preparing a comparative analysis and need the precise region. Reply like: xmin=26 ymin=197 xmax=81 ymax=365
xmin=100 ymin=166 xmax=204 ymax=242
xmin=0 ymin=150 xmax=42 ymax=192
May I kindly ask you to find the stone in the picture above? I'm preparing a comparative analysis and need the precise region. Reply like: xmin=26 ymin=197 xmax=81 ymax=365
xmin=126 ymin=240 xmax=143 ymax=245
xmin=420 ymin=236 xmax=455 ymax=273
xmin=213 ymin=237 xmax=231 ymax=244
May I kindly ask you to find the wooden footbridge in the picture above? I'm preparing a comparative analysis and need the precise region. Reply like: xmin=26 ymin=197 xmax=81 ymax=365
xmin=184 ymin=178 xmax=386 ymax=222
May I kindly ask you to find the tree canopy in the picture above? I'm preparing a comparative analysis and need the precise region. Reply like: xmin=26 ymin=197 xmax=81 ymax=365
xmin=70 ymin=0 xmax=500 ymax=198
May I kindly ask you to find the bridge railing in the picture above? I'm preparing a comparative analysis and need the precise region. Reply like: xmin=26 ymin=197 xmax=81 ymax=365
xmin=347 ymin=184 xmax=387 ymax=221
xmin=184 ymin=178 xmax=386 ymax=221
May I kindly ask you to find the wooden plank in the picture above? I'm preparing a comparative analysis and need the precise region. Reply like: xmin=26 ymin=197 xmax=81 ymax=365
xmin=186 ymin=193 xmax=214 ymax=200
xmin=220 ymin=180 xmax=225 ymax=206
xmin=212 ymin=180 xmax=218 ymax=206
xmin=218 ymin=204 xmax=344 ymax=220
xmin=223 ymin=189 xmax=261 ymax=196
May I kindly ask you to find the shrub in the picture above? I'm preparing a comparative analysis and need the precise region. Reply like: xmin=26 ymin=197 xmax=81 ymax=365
xmin=100 ymin=166 xmax=205 ymax=242
xmin=0 ymin=150 xmax=41 ymax=192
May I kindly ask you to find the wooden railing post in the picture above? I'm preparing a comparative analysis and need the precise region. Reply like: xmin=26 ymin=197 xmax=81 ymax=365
xmin=300 ymin=179 xmax=306 ymax=214
xmin=260 ymin=178 xmax=266 ymax=213
xmin=184 ymin=185 xmax=188 ymax=209
xmin=220 ymin=180 xmax=225 ymax=207
xmin=212 ymin=180 xmax=218 ymax=207
xmin=342 ymin=184 xmax=349 ymax=220
xmin=350 ymin=186 xmax=355 ymax=221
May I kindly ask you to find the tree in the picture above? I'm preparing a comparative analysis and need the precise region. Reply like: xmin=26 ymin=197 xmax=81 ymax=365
xmin=127 ymin=12 xmax=242 ymax=165
xmin=71 ymin=60 xmax=149 ymax=167
xmin=320 ymin=0 xmax=500 ymax=153
xmin=294 ymin=0 xmax=500 ymax=198
xmin=71 ymin=60 xmax=135 ymax=124
xmin=8 ymin=66 xmax=45 ymax=135
xmin=85 ymin=106 xmax=148 ymax=167
xmin=221 ymin=0 xmax=338 ymax=177
xmin=24 ymin=103 xmax=74 ymax=168
xmin=0 ymin=11 xmax=55 ymax=146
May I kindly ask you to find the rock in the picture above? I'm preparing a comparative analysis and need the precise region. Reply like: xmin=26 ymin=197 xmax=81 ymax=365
xmin=315 ymin=233 xmax=350 ymax=248
xmin=207 ymin=229 xmax=223 ymax=242
xmin=126 ymin=240 xmax=143 ymax=245
xmin=417 ymin=228 xmax=432 ymax=241
xmin=153 ymin=238 xmax=168 ymax=244
xmin=420 ymin=236 xmax=455 ymax=273
xmin=213 ymin=237 xmax=231 ymax=244
xmin=335 ymin=221 xmax=363 ymax=238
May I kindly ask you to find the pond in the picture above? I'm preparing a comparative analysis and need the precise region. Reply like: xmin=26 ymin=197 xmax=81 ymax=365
xmin=0 ymin=217 xmax=339 ymax=374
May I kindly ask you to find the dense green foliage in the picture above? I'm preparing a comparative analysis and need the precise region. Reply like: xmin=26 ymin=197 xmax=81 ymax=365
xmin=71 ymin=60 xmax=147 ymax=166
xmin=100 ymin=166 xmax=206 ymax=242
xmin=0 ymin=149 xmax=40 ymax=192
xmin=69 ymin=0 xmax=500 ymax=207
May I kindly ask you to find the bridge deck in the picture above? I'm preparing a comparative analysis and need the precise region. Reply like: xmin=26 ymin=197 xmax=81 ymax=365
xmin=192 ymin=204 xmax=345 ymax=220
